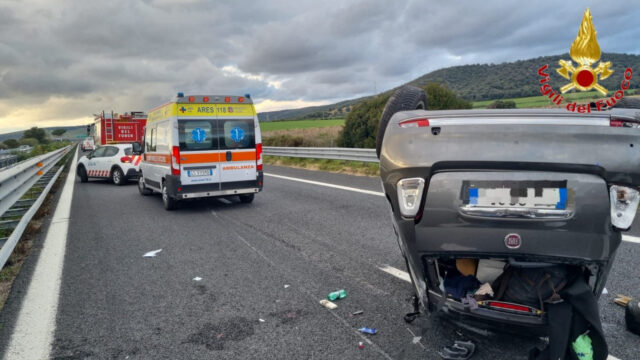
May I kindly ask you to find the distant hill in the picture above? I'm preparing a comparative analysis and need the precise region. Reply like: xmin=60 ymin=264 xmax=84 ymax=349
xmin=258 ymin=52 xmax=640 ymax=121
xmin=0 ymin=125 xmax=87 ymax=142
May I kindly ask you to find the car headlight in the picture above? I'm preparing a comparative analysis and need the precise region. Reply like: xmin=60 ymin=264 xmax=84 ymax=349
xmin=610 ymin=185 xmax=640 ymax=230
xmin=397 ymin=178 xmax=425 ymax=218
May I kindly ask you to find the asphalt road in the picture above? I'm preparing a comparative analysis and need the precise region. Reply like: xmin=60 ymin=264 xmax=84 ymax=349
xmin=0 ymin=152 xmax=638 ymax=359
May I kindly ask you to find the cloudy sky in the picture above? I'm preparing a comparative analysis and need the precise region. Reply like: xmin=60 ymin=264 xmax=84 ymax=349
xmin=0 ymin=0 xmax=639 ymax=133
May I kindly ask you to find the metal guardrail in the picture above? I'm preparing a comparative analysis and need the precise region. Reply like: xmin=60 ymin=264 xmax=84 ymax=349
xmin=263 ymin=146 xmax=379 ymax=163
xmin=0 ymin=145 xmax=72 ymax=270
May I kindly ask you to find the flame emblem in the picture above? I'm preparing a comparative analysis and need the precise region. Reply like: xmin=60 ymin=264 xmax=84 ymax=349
xmin=557 ymin=9 xmax=613 ymax=95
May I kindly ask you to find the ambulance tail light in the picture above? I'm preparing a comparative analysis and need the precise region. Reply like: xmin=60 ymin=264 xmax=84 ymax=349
xmin=120 ymin=156 xmax=132 ymax=163
xmin=171 ymin=146 xmax=181 ymax=175
xmin=256 ymin=143 xmax=263 ymax=171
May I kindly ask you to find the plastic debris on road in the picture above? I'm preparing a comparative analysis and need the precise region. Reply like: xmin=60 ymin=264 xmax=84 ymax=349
xmin=259 ymin=318 xmax=265 ymax=322
xmin=412 ymin=336 xmax=422 ymax=344
xmin=327 ymin=289 xmax=347 ymax=301
xmin=359 ymin=327 xmax=377 ymax=335
xmin=438 ymin=340 xmax=475 ymax=360
xmin=351 ymin=310 xmax=364 ymax=316
xmin=320 ymin=299 xmax=338 ymax=309
xmin=143 ymin=249 xmax=162 ymax=257
xmin=193 ymin=277 xmax=202 ymax=281
xmin=358 ymin=342 xmax=364 ymax=349
xmin=572 ymin=333 xmax=593 ymax=360
xmin=602 ymin=287 xmax=608 ymax=294
xmin=284 ymin=284 xmax=290 ymax=288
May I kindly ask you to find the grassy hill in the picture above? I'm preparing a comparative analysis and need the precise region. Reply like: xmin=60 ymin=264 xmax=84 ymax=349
xmin=259 ymin=52 xmax=640 ymax=121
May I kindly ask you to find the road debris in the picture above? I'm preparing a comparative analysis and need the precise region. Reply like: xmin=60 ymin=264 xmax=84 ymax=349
xmin=358 ymin=341 xmax=364 ymax=349
xmin=438 ymin=340 xmax=475 ymax=359
xmin=193 ymin=277 xmax=202 ymax=281
xmin=351 ymin=310 xmax=364 ymax=316
xmin=319 ymin=299 xmax=337 ymax=309
xmin=572 ymin=333 xmax=593 ymax=360
xmin=284 ymin=284 xmax=290 ymax=288
xmin=615 ymin=294 xmax=632 ymax=307
xmin=259 ymin=318 xmax=265 ymax=323
xmin=143 ymin=249 xmax=162 ymax=257
xmin=327 ymin=289 xmax=347 ymax=301
xmin=359 ymin=327 xmax=377 ymax=335
xmin=412 ymin=336 xmax=422 ymax=344
xmin=602 ymin=287 xmax=608 ymax=294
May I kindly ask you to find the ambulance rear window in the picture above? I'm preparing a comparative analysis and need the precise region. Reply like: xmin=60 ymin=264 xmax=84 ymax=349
xmin=219 ymin=119 xmax=255 ymax=150
xmin=179 ymin=120 xmax=219 ymax=151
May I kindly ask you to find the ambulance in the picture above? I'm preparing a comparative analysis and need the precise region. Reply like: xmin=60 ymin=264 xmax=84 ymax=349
xmin=133 ymin=93 xmax=263 ymax=210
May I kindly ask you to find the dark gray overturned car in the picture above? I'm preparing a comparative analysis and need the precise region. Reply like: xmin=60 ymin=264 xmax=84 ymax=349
xmin=377 ymin=86 xmax=640 ymax=333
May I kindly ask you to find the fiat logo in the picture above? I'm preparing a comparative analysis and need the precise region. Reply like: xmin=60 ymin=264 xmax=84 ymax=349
xmin=504 ymin=233 xmax=521 ymax=249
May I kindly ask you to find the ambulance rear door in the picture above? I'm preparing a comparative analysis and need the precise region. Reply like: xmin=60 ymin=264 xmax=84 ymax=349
xmin=177 ymin=119 xmax=222 ymax=187
xmin=218 ymin=117 xmax=257 ymax=189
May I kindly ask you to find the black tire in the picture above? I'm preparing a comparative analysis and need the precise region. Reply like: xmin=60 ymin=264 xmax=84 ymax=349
xmin=239 ymin=193 xmax=255 ymax=204
xmin=77 ymin=165 xmax=88 ymax=183
xmin=376 ymin=85 xmax=428 ymax=158
xmin=626 ymin=300 xmax=640 ymax=336
xmin=138 ymin=175 xmax=152 ymax=196
xmin=162 ymin=182 xmax=177 ymax=210
xmin=612 ymin=97 xmax=640 ymax=109
xmin=111 ymin=167 xmax=125 ymax=186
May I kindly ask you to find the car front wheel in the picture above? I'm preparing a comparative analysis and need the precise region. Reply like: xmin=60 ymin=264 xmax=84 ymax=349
xmin=111 ymin=168 xmax=125 ymax=186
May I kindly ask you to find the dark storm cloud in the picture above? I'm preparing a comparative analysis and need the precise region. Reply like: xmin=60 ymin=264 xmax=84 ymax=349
xmin=0 ymin=0 xmax=639 ymax=130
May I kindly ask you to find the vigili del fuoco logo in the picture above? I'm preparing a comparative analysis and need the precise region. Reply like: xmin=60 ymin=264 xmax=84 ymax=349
xmin=537 ymin=8 xmax=632 ymax=112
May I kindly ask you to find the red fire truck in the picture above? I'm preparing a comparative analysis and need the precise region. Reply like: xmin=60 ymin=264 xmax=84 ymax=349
xmin=94 ymin=111 xmax=147 ymax=145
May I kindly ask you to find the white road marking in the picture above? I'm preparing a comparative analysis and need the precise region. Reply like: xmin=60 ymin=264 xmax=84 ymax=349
xmin=264 ymin=173 xmax=385 ymax=197
xmin=608 ymin=356 xmax=621 ymax=360
xmin=379 ymin=265 xmax=411 ymax=283
xmin=5 ymin=148 xmax=78 ymax=359
xmin=622 ymin=235 xmax=640 ymax=244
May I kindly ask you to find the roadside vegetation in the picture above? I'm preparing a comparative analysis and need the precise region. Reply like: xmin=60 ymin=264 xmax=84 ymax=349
xmin=0 ymin=127 xmax=71 ymax=162
xmin=264 ymin=155 xmax=379 ymax=177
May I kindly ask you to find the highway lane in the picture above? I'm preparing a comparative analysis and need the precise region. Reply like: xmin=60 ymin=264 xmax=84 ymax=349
xmin=0 ymin=158 xmax=638 ymax=359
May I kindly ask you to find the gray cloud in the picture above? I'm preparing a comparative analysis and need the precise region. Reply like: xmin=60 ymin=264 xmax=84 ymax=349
xmin=1 ymin=0 xmax=639 ymax=132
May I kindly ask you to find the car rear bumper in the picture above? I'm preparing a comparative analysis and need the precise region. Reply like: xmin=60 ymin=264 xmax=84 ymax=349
xmin=125 ymin=168 xmax=139 ymax=180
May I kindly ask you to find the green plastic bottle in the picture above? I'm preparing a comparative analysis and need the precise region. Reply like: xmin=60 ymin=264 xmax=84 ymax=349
xmin=328 ymin=289 xmax=347 ymax=301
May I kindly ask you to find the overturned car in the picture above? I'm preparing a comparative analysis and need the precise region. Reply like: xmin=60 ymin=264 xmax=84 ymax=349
xmin=377 ymin=86 xmax=640 ymax=346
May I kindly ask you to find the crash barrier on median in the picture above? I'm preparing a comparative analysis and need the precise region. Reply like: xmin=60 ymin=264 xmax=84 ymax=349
xmin=263 ymin=146 xmax=379 ymax=163
xmin=0 ymin=145 xmax=72 ymax=270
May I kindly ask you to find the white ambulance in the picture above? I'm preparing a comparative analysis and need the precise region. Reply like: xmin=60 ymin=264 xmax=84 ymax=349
xmin=133 ymin=93 xmax=263 ymax=210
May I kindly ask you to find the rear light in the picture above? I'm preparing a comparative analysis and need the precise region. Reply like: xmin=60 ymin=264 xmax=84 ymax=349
xmin=120 ymin=156 xmax=132 ymax=163
xmin=399 ymin=118 xmax=430 ymax=128
xmin=610 ymin=118 xmax=640 ymax=128
xmin=485 ymin=301 xmax=540 ymax=314
xmin=256 ymin=143 xmax=263 ymax=171
xmin=609 ymin=185 xmax=639 ymax=229
xmin=171 ymin=146 xmax=181 ymax=175
xmin=397 ymin=178 xmax=425 ymax=217
xmin=238 ymin=97 xmax=245 ymax=103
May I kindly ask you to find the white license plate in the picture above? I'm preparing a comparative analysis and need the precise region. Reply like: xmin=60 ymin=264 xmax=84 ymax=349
xmin=188 ymin=169 xmax=212 ymax=177
xmin=468 ymin=187 xmax=567 ymax=209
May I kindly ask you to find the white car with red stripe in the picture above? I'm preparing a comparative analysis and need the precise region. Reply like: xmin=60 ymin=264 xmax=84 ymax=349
xmin=76 ymin=144 xmax=142 ymax=186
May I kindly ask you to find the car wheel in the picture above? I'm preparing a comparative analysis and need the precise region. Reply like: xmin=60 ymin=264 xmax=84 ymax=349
xmin=162 ymin=182 xmax=177 ymax=210
xmin=239 ymin=193 xmax=255 ymax=204
xmin=376 ymin=85 xmax=428 ymax=158
xmin=138 ymin=175 xmax=152 ymax=196
xmin=626 ymin=300 xmax=640 ymax=336
xmin=77 ymin=165 xmax=88 ymax=183
xmin=111 ymin=168 xmax=125 ymax=186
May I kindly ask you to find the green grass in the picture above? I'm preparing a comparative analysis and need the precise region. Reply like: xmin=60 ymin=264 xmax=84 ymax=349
xmin=260 ymin=118 xmax=344 ymax=132
xmin=264 ymin=155 xmax=379 ymax=177
xmin=472 ymin=90 xmax=612 ymax=109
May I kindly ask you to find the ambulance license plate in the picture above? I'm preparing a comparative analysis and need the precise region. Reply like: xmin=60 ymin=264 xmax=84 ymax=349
xmin=188 ymin=169 xmax=213 ymax=177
